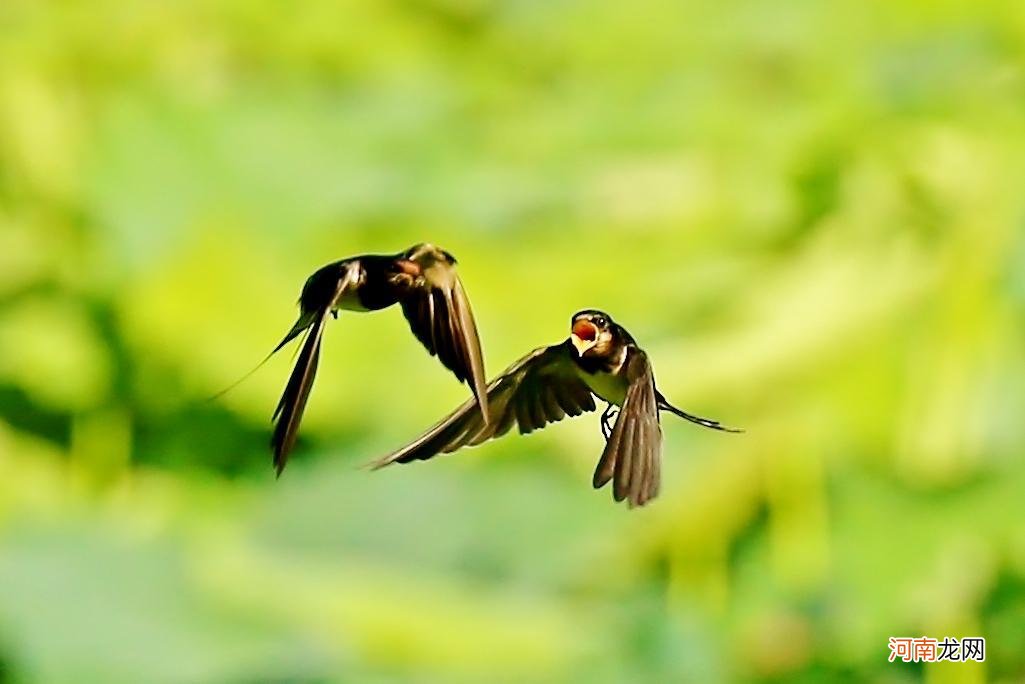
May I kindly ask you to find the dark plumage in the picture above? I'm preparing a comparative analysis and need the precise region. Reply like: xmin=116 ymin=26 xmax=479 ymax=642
xmin=270 ymin=243 xmax=488 ymax=475
xmin=371 ymin=310 xmax=741 ymax=507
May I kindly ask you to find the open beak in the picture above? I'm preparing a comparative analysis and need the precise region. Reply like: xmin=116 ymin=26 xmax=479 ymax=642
xmin=571 ymin=334 xmax=596 ymax=357
xmin=396 ymin=259 xmax=422 ymax=276
xmin=570 ymin=320 xmax=599 ymax=357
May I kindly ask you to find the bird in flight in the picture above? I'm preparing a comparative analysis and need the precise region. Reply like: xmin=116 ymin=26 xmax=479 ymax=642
xmin=370 ymin=309 xmax=741 ymax=507
xmin=269 ymin=243 xmax=488 ymax=476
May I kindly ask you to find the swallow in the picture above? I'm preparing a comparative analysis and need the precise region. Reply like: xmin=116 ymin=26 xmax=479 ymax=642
xmin=370 ymin=309 xmax=741 ymax=507
xmin=269 ymin=243 xmax=489 ymax=475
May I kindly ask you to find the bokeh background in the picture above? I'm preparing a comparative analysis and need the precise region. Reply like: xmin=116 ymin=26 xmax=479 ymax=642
xmin=2 ymin=1 xmax=1025 ymax=682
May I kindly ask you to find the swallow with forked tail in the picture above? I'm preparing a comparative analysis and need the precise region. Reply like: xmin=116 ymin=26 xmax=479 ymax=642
xmin=269 ymin=243 xmax=489 ymax=475
xmin=370 ymin=309 xmax=741 ymax=507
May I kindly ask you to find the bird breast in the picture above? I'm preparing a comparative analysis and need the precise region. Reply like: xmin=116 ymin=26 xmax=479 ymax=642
xmin=580 ymin=368 xmax=629 ymax=406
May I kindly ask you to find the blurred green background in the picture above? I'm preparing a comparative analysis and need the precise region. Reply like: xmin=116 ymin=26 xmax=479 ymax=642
xmin=1 ymin=0 xmax=1024 ymax=682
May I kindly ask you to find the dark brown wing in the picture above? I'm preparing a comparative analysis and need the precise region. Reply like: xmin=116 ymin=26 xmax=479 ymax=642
xmin=370 ymin=341 xmax=595 ymax=468
xmin=592 ymin=349 xmax=663 ymax=507
xmin=399 ymin=261 xmax=489 ymax=423
xmin=271 ymin=264 xmax=359 ymax=476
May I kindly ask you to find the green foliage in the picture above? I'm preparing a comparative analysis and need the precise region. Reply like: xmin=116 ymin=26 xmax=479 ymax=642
xmin=1 ymin=0 xmax=1024 ymax=681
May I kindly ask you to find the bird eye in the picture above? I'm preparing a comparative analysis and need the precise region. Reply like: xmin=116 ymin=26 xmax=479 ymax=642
xmin=594 ymin=316 xmax=606 ymax=327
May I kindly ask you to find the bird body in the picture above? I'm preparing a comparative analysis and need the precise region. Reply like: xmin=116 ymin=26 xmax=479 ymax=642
xmin=578 ymin=363 xmax=628 ymax=406
xmin=269 ymin=243 xmax=489 ymax=475
xmin=291 ymin=256 xmax=407 ymax=318
xmin=574 ymin=339 xmax=630 ymax=405
xmin=372 ymin=309 xmax=740 ymax=507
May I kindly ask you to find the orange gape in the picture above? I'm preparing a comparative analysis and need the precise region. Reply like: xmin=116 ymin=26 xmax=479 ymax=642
xmin=573 ymin=319 xmax=598 ymax=341
xmin=395 ymin=259 xmax=423 ymax=276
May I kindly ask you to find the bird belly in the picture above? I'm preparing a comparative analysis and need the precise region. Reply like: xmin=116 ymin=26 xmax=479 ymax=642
xmin=333 ymin=287 xmax=371 ymax=312
xmin=582 ymin=370 xmax=628 ymax=406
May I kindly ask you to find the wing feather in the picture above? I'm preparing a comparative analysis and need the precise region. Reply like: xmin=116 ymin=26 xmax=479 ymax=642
xmin=613 ymin=418 xmax=635 ymax=502
xmin=370 ymin=342 xmax=595 ymax=468
xmin=593 ymin=349 xmax=663 ymax=507
xmin=400 ymin=262 xmax=490 ymax=423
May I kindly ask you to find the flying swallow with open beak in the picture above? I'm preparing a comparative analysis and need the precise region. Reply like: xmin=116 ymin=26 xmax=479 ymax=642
xmin=370 ymin=309 xmax=741 ymax=507
xmin=269 ymin=243 xmax=489 ymax=475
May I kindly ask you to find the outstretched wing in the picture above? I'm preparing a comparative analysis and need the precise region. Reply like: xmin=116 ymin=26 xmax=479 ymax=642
xmin=399 ymin=260 xmax=489 ymax=423
xmin=271 ymin=263 xmax=360 ymax=476
xmin=592 ymin=349 xmax=663 ymax=507
xmin=370 ymin=341 xmax=596 ymax=468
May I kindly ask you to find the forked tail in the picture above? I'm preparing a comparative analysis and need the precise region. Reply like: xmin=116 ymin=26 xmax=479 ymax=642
xmin=205 ymin=313 xmax=315 ymax=402
xmin=655 ymin=390 xmax=743 ymax=433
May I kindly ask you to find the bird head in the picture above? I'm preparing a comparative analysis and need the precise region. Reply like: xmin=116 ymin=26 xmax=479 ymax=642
xmin=570 ymin=310 xmax=616 ymax=358
xmin=400 ymin=243 xmax=457 ymax=270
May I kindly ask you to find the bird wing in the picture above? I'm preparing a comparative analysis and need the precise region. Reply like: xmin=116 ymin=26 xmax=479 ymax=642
xmin=271 ymin=263 xmax=360 ymax=476
xmin=398 ymin=259 xmax=490 ymax=423
xmin=592 ymin=349 xmax=663 ymax=507
xmin=370 ymin=341 xmax=596 ymax=468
